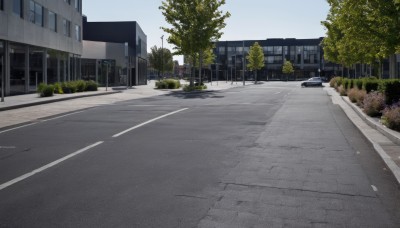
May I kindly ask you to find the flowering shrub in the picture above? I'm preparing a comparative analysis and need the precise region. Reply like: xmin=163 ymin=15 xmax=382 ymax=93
xmin=355 ymin=89 xmax=367 ymax=107
xmin=381 ymin=103 xmax=400 ymax=131
xmin=363 ymin=92 xmax=386 ymax=117
xmin=347 ymin=88 xmax=358 ymax=103
xmin=338 ymin=85 xmax=347 ymax=96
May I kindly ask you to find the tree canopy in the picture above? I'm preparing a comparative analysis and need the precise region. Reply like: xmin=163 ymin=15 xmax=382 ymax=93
xmin=246 ymin=42 xmax=265 ymax=84
xmin=160 ymin=0 xmax=230 ymax=85
xmin=148 ymin=46 xmax=174 ymax=78
xmin=321 ymin=0 xmax=400 ymax=73
xmin=282 ymin=60 xmax=294 ymax=75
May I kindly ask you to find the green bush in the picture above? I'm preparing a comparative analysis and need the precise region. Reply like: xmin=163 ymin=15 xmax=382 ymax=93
xmin=53 ymin=82 xmax=63 ymax=94
xmin=62 ymin=81 xmax=77 ymax=93
xmin=363 ymin=91 xmax=385 ymax=117
xmin=75 ymin=80 xmax=87 ymax=92
xmin=37 ymin=84 xmax=55 ymax=97
xmin=381 ymin=103 xmax=400 ymax=131
xmin=329 ymin=77 xmax=343 ymax=89
xmin=354 ymin=79 xmax=363 ymax=90
xmin=155 ymin=79 xmax=181 ymax=89
xmin=85 ymin=80 xmax=98 ymax=91
xmin=183 ymin=84 xmax=207 ymax=92
xmin=342 ymin=79 xmax=350 ymax=91
xmin=378 ymin=79 xmax=400 ymax=105
xmin=363 ymin=79 xmax=379 ymax=93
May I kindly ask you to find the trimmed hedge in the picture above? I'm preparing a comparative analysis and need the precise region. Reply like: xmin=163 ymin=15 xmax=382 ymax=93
xmin=36 ymin=80 xmax=99 ymax=97
xmin=378 ymin=79 xmax=400 ymax=105
xmin=155 ymin=79 xmax=181 ymax=89
xmin=37 ymin=83 xmax=55 ymax=97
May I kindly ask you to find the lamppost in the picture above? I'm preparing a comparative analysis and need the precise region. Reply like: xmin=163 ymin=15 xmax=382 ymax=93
xmin=161 ymin=35 xmax=164 ymax=80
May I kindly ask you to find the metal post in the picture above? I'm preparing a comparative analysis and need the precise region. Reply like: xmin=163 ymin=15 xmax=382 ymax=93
xmin=1 ymin=56 xmax=4 ymax=102
xmin=106 ymin=63 xmax=109 ymax=91
xmin=35 ymin=72 xmax=38 ymax=89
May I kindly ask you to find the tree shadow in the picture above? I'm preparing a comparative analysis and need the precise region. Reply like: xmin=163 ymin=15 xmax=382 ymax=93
xmin=164 ymin=90 xmax=226 ymax=99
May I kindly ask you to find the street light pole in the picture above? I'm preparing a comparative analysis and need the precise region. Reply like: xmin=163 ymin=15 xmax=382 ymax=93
xmin=161 ymin=35 xmax=164 ymax=80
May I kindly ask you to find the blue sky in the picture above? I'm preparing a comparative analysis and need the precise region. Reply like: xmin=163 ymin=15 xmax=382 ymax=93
xmin=83 ymin=0 xmax=330 ymax=63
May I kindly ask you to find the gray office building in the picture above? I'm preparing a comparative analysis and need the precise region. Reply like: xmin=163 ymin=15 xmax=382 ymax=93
xmin=81 ymin=17 xmax=148 ymax=87
xmin=0 ymin=0 xmax=83 ymax=95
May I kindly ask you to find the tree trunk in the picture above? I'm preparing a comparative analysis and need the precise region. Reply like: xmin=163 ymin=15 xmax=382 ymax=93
xmin=255 ymin=70 xmax=257 ymax=84
xmin=198 ymin=51 xmax=204 ymax=85
xmin=190 ymin=55 xmax=197 ymax=87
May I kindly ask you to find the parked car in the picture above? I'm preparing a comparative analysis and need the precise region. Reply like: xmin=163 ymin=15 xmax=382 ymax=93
xmin=301 ymin=77 xmax=323 ymax=87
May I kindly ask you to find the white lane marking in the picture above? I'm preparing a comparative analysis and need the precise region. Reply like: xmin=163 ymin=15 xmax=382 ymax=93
xmin=0 ymin=111 xmax=84 ymax=135
xmin=356 ymin=151 xmax=361 ymax=155
xmin=371 ymin=185 xmax=378 ymax=192
xmin=0 ymin=141 xmax=104 ymax=191
xmin=0 ymin=123 xmax=38 ymax=135
xmin=0 ymin=146 xmax=16 ymax=149
xmin=274 ymin=92 xmax=282 ymax=95
xmin=112 ymin=108 xmax=188 ymax=138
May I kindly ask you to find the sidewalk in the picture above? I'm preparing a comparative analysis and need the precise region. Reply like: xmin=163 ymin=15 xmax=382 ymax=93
xmin=0 ymin=80 xmax=250 ymax=112
xmin=325 ymin=86 xmax=400 ymax=185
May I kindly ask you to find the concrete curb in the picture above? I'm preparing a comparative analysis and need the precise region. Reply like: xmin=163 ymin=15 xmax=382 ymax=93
xmin=0 ymin=91 xmax=121 ymax=112
xmin=326 ymin=87 xmax=400 ymax=185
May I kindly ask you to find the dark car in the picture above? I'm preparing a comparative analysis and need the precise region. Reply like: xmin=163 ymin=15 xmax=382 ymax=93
xmin=301 ymin=77 xmax=323 ymax=87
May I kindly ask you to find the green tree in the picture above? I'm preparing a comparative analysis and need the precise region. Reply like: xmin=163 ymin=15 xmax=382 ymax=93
xmin=160 ymin=0 xmax=230 ymax=86
xmin=322 ymin=0 xmax=400 ymax=78
xmin=246 ymin=42 xmax=264 ymax=84
xmin=148 ymin=46 xmax=173 ymax=79
xmin=282 ymin=60 xmax=294 ymax=81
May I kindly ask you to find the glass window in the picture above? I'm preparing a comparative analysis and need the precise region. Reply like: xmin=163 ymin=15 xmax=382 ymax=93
xmin=34 ymin=2 xmax=43 ymax=26
xmin=266 ymin=56 xmax=274 ymax=64
xmin=0 ymin=0 xmax=4 ymax=11
xmin=29 ymin=1 xmax=35 ymax=23
xmin=75 ymin=25 xmax=81 ymax=41
xmin=74 ymin=0 xmax=80 ymax=12
xmin=273 ymin=46 xmax=282 ymax=55
xmin=218 ymin=47 xmax=225 ymax=54
xmin=264 ymin=46 xmax=273 ymax=55
xmin=48 ymin=11 xmax=57 ymax=32
xmin=13 ymin=0 xmax=23 ymax=18
xmin=63 ymin=19 xmax=71 ymax=37
xmin=29 ymin=1 xmax=44 ymax=26
xmin=64 ymin=0 xmax=71 ymax=5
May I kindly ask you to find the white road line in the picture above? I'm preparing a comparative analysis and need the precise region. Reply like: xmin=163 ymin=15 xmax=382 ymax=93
xmin=0 ymin=123 xmax=38 ymax=135
xmin=0 ymin=141 xmax=104 ymax=191
xmin=0 ymin=111 xmax=84 ymax=135
xmin=274 ymin=92 xmax=282 ymax=95
xmin=112 ymin=108 xmax=188 ymax=138
xmin=371 ymin=185 xmax=378 ymax=192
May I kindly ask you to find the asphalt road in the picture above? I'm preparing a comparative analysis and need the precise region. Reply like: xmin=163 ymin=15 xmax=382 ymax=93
xmin=0 ymin=82 xmax=399 ymax=227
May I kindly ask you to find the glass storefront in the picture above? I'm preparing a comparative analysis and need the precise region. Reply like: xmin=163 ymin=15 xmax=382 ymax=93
xmin=47 ymin=50 xmax=59 ymax=84
xmin=29 ymin=47 xmax=44 ymax=92
xmin=10 ymin=44 xmax=26 ymax=95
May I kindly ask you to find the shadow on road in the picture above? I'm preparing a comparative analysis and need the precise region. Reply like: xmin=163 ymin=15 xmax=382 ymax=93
xmin=165 ymin=90 xmax=226 ymax=99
